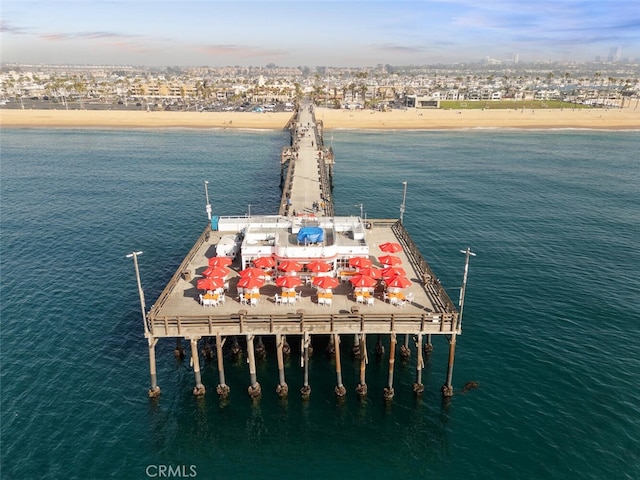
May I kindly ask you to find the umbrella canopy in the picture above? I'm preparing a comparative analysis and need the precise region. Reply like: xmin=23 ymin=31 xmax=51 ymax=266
xmin=386 ymin=275 xmax=412 ymax=288
xmin=306 ymin=260 xmax=332 ymax=273
xmin=276 ymin=275 xmax=303 ymax=289
xmin=378 ymin=255 xmax=402 ymax=266
xmin=236 ymin=275 xmax=265 ymax=289
xmin=240 ymin=266 xmax=265 ymax=278
xmin=312 ymin=276 xmax=340 ymax=290
xmin=348 ymin=257 xmax=372 ymax=269
xmin=349 ymin=274 xmax=377 ymax=288
xmin=357 ymin=266 xmax=382 ymax=279
xmin=382 ymin=266 xmax=407 ymax=280
xmin=208 ymin=256 xmax=233 ymax=267
xmin=379 ymin=242 xmax=402 ymax=253
xmin=253 ymin=256 xmax=276 ymax=269
xmin=202 ymin=265 xmax=230 ymax=278
xmin=278 ymin=260 xmax=303 ymax=273
xmin=197 ymin=276 xmax=224 ymax=291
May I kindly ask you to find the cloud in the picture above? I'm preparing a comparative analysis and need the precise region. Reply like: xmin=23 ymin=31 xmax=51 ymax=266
xmin=195 ymin=44 xmax=287 ymax=59
xmin=0 ymin=20 xmax=29 ymax=35
xmin=372 ymin=44 xmax=428 ymax=54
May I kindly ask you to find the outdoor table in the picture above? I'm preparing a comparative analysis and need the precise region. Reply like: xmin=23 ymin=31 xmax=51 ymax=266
xmin=388 ymin=292 xmax=405 ymax=300
xmin=202 ymin=293 xmax=219 ymax=307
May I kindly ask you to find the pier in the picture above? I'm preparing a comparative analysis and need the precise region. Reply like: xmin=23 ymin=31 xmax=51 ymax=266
xmin=134 ymin=101 xmax=470 ymax=402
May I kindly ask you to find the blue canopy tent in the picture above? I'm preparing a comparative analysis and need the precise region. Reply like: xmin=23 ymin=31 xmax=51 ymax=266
xmin=297 ymin=227 xmax=324 ymax=245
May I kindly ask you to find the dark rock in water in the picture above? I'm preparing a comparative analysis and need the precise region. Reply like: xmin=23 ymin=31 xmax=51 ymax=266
xmin=461 ymin=381 xmax=479 ymax=394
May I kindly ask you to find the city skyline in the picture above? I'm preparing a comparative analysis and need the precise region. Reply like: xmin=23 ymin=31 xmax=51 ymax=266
xmin=2 ymin=1 xmax=639 ymax=68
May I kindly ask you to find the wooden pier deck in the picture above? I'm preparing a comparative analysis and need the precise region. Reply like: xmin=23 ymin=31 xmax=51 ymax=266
xmin=139 ymin=102 xmax=464 ymax=401
xmin=146 ymin=219 xmax=457 ymax=338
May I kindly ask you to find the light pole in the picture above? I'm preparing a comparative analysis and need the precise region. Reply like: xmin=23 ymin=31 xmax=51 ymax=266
xmin=354 ymin=203 xmax=363 ymax=219
xmin=204 ymin=180 xmax=212 ymax=222
xmin=126 ymin=251 xmax=147 ymax=332
xmin=458 ymin=247 xmax=476 ymax=329
xmin=127 ymin=250 xmax=161 ymax=398
xmin=400 ymin=181 xmax=408 ymax=223
xmin=443 ymin=246 xmax=475 ymax=398
xmin=247 ymin=204 xmax=252 ymax=217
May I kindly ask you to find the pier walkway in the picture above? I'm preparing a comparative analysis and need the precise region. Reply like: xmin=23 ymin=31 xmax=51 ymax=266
xmin=279 ymin=100 xmax=333 ymax=217
xmin=140 ymin=103 xmax=463 ymax=401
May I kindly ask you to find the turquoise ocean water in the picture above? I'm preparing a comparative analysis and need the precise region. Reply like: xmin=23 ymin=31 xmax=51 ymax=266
xmin=1 ymin=127 xmax=639 ymax=480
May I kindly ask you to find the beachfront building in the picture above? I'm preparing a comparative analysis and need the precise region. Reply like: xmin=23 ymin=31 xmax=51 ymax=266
xmin=405 ymin=94 xmax=440 ymax=108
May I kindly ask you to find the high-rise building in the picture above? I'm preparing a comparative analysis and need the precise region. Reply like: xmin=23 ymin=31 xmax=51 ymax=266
xmin=608 ymin=47 xmax=622 ymax=62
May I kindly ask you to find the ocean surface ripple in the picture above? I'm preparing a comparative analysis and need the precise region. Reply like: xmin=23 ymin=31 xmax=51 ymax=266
xmin=1 ymin=128 xmax=639 ymax=480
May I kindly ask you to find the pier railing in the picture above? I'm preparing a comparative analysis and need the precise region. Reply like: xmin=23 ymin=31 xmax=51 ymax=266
xmin=146 ymin=225 xmax=211 ymax=330
xmin=392 ymin=220 xmax=458 ymax=315
xmin=149 ymin=311 xmax=457 ymax=338
xmin=317 ymin=155 xmax=334 ymax=216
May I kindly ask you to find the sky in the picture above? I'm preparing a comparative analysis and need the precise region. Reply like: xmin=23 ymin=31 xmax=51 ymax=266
xmin=2 ymin=0 xmax=639 ymax=67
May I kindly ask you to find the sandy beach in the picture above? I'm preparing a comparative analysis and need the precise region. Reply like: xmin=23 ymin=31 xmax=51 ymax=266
xmin=1 ymin=106 xmax=638 ymax=130
xmin=315 ymin=106 xmax=640 ymax=130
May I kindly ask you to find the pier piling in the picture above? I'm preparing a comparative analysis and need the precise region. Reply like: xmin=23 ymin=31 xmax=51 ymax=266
xmin=442 ymin=334 xmax=457 ymax=398
xmin=333 ymin=333 xmax=346 ymax=397
xmin=215 ymin=333 xmax=230 ymax=398
xmin=148 ymin=338 xmax=161 ymax=398
xmin=413 ymin=334 xmax=425 ymax=395
xmin=175 ymin=337 xmax=185 ymax=359
xmin=301 ymin=333 xmax=311 ymax=399
xmin=383 ymin=333 xmax=396 ymax=401
xmin=400 ymin=334 xmax=410 ymax=360
xmin=190 ymin=337 xmax=206 ymax=396
xmin=246 ymin=334 xmax=261 ymax=398
xmin=356 ymin=334 xmax=368 ymax=397
xmin=275 ymin=333 xmax=288 ymax=397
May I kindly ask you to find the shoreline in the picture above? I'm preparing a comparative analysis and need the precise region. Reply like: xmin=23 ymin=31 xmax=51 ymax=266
xmin=1 ymin=106 xmax=638 ymax=131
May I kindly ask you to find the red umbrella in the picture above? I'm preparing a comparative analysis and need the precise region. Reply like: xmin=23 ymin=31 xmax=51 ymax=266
xmin=349 ymin=274 xmax=377 ymax=288
xmin=240 ymin=266 xmax=265 ymax=278
xmin=202 ymin=265 xmax=230 ymax=277
xmin=276 ymin=276 xmax=302 ymax=288
xmin=197 ymin=276 xmax=224 ymax=291
xmin=208 ymin=256 xmax=233 ymax=267
xmin=378 ymin=255 xmax=402 ymax=266
xmin=357 ymin=266 xmax=382 ymax=279
xmin=306 ymin=260 xmax=332 ymax=273
xmin=386 ymin=275 xmax=412 ymax=288
xmin=379 ymin=242 xmax=402 ymax=253
xmin=278 ymin=260 xmax=303 ymax=273
xmin=253 ymin=256 xmax=275 ymax=269
xmin=382 ymin=266 xmax=407 ymax=280
xmin=236 ymin=275 xmax=264 ymax=289
xmin=312 ymin=276 xmax=340 ymax=290
xmin=348 ymin=257 xmax=372 ymax=269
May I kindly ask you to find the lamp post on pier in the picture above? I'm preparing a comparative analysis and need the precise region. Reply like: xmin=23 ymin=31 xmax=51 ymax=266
xmin=127 ymin=251 xmax=160 ymax=398
xmin=442 ymin=247 xmax=475 ymax=398
xmin=400 ymin=181 xmax=408 ymax=223
xmin=458 ymin=247 xmax=476 ymax=330
xmin=204 ymin=180 xmax=212 ymax=222
xmin=126 ymin=251 xmax=146 ymax=331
